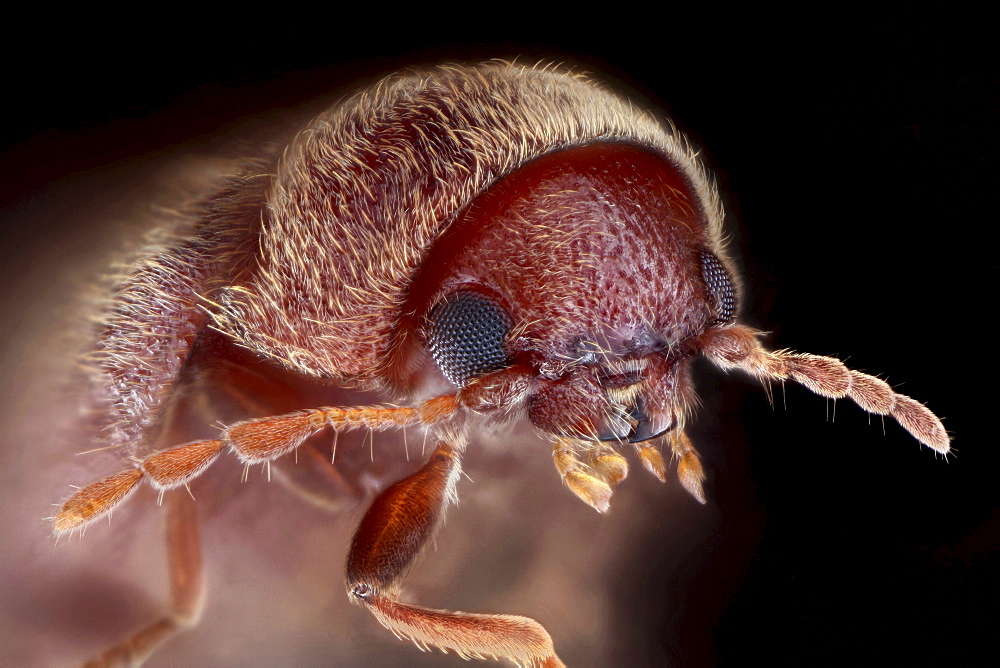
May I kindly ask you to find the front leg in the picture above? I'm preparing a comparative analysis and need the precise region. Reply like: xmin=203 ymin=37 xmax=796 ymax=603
xmin=346 ymin=444 xmax=565 ymax=667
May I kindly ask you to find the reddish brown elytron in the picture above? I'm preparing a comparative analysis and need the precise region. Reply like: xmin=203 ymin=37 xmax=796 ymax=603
xmin=52 ymin=61 xmax=948 ymax=666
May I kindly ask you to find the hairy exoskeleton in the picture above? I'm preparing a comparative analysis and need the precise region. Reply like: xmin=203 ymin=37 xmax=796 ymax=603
xmin=52 ymin=61 xmax=948 ymax=667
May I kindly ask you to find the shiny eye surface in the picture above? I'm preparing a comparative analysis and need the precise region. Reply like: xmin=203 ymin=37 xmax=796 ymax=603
xmin=428 ymin=289 xmax=513 ymax=387
xmin=699 ymin=250 xmax=737 ymax=325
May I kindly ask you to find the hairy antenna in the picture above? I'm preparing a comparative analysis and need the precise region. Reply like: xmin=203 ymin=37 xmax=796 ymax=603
xmin=700 ymin=325 xmax=948 ymax=453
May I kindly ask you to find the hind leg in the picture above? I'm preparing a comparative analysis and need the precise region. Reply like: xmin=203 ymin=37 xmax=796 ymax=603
xmin=84 ymin=490 xmax=203 ymax=667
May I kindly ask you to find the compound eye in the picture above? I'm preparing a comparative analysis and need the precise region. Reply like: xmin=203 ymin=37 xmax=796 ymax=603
xmin=699 ymin=250 xmax=737 ymax=325
xmin=428 ymin=289 xmax=513 ymax=387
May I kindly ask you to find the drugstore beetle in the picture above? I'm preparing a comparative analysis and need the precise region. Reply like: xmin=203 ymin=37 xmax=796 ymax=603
xmin=52 ymin=60 xmax=948 ymax=666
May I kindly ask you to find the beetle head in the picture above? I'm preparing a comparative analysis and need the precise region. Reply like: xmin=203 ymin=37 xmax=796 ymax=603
xmin=414 ymin=142 xmax=737 ymax=443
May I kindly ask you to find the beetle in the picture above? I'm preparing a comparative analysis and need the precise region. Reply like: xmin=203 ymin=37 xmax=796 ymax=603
xmin=51 ymin=60 xmax=948 ymax=666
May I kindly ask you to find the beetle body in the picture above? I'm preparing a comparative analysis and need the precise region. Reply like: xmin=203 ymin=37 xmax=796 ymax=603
xmin=52 ymin=61 xmax=948 ymax=666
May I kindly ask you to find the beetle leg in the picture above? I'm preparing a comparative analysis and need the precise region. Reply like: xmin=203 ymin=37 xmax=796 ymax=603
xmin=53 ymin=396 xmax=461 ymax=534
xmin=84 ymin=490 xmax=204 ymax=667
xmin=552 ymin=438 xmax=614 ymax=513
xmin=346 ymin=443 xmax=564 ymax=667
xmin=701 ymin=325 xmax=949 ymax=453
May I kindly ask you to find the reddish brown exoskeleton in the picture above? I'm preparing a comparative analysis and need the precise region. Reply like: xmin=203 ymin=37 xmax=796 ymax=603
xmin=52 ymin=61 xmax=949 ymax=666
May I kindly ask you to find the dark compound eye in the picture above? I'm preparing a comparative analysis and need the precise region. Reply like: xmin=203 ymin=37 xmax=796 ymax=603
xmin=699 ymin=250 xmax=737 ymax=325
xmin=428 ymin=290 xmax=513 ymax=387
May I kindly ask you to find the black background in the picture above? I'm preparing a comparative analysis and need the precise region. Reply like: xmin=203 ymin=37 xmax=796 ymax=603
xmin=0 ymin=8 xmax=991 ymax=667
